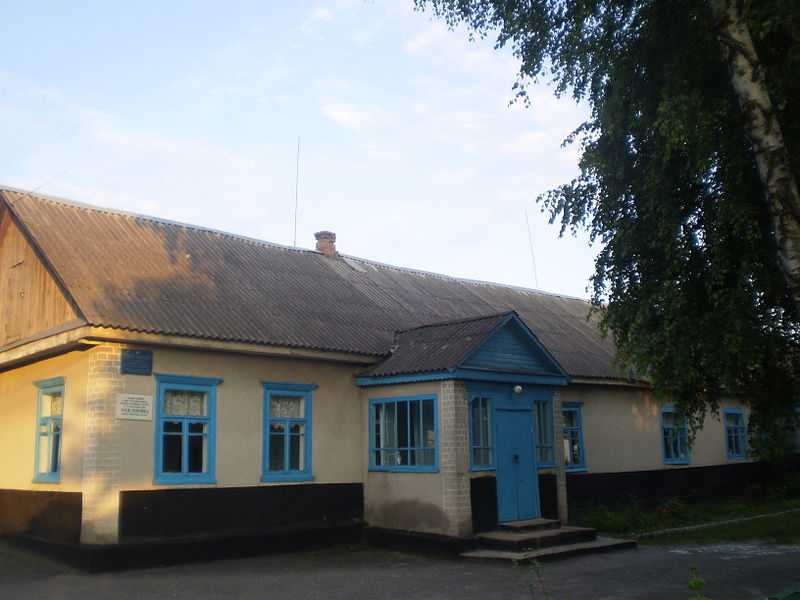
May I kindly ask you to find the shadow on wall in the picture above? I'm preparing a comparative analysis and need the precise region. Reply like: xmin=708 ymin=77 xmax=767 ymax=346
xmin=368 ymin=499 xmax=449 ymax=534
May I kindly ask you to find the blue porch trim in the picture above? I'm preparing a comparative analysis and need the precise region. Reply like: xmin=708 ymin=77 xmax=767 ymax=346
xmin=357 ymin=368 xmax=568 ymax=388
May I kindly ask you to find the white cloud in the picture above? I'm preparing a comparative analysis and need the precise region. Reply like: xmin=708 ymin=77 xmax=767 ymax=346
xmin=321 ymin=103 xmax=383 ymax=129
xmin=302 ymin=5 xmax=335 ymax=33
xmin=499 ymin=131 xmax=548 ymax=158
xmin=403 ymin=23 xmax=447 ymax=54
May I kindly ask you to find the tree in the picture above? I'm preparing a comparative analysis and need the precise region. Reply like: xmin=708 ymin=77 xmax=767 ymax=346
xmin=415 ymin=0 xmax=800 ymax=441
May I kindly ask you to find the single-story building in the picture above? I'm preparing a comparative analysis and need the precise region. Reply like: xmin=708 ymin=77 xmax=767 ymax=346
xmin=0 ymin=186 xmax=796 ymax=554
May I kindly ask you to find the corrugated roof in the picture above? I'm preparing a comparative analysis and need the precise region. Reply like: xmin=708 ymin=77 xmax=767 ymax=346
xmin=363 ymin=312 xmax=512 ymax=377
xmin=0 ymin=187 xmax=626 ymax=380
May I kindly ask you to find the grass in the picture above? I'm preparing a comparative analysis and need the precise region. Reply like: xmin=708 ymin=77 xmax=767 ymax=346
xmin=576 ymin=486 xmax=800 ymax=538
xmin=644 ymin=511 xmax=800 ymax=545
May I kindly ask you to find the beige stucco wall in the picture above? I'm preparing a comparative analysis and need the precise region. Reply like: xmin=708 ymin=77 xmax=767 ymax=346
xmin=563 ymin=384 xmax=750 ymax=474
xmin=361 ymin=381 xmax=464 ymax=536
xmin=0 ymin=349 xmax=90 ymax=491
xmin=116 ymin=346 xmax=365 ymax=490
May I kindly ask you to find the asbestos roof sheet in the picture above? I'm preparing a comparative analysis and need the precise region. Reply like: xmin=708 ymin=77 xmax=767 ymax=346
xmin=1 ymin=187 xmax=627 ymax=380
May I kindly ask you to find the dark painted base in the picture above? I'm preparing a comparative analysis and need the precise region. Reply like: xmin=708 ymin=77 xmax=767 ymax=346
xmin=0 ymin=489 xmax=81 ymax=544
xmin=3 ymin=521 xmax=363 ymax=572
xmin=566 ymin=460 xmax=797 ymax=516
xmin=470 ymin=473 xmax=559 ymax=533
xmin=363 ymin=526 xmax=474 ymax=557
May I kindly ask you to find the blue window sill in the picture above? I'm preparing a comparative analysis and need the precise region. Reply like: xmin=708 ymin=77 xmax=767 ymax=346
xmin=469 ymin=465 xmax=496 ymax=472
xmin=154 ymin=474 xmax=217 ymax=485
xmin=727 ymin=454 xmax=746 ymax=461
xmin=565 ymin=466 xmax=588 ymax=473
xmin=32 ymin=474 xmax=60 ymax=484
xmin=369 ymin=466 xmax=439 ymax=473
xmin=663 ymin=459 xmax=690 ymax=466
xmin=538 ymin=463 xmax=556 ymax=470
xmin=261 ymin=473 xmax=313 ymax=483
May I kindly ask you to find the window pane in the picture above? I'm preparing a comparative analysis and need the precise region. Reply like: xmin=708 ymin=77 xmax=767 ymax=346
xmin=397 ymin=401 xmax=409 ymax=448
xmin=41 ymin=391 xmax=63 ymax=417
xmin=289 ymin=423 xmax=305 ymax=471
xmin=410 ymin=400 xmax=421 ymax=448
xmin=414 ymin=448 xmax=435 ymax=466
xmin=563 ymin=410 xmax=578 ymax=428
xmin=162 ymin=434 xmax=182 ymax=473
xmin=189 ymin=422 xmax=206 ymax=434
xmin=383 ymin=403 xmax=397 ymax=449
xmin=165 ymin=390 xmax=207 ymax=416
xmin=374 ymin=404 xmax=382 ymax=450
xmin=422 ymin=400 xmax=434 ymax=448
xmin=269 ymin=422 xmax=286 ymax=471
xmin=663 ymin=412 xmax=676 ymax=427
xmin=37 ymin=433 xmax=51 ymax=474
xmin=188 ymin=434 xmax=207 ymax=473
xmin=271 ymin=394 xmax=303 ymax=418
xmin=50 ymin=428 xmax=61 ymax=473
xmin=164 ymin=420 xmax=182 ymax=433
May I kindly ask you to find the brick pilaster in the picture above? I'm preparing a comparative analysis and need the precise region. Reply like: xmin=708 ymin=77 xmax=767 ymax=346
xmin=80 ymin=344 xmax=123 ymax=544
xmin=439 ymin=380 xmax=472 ymax=537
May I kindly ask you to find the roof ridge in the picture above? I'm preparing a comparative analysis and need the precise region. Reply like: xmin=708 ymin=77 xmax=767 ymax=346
xmin=340 ymin=253 xmax=591 ymax=304
xmin=0 ymin=184 xmax=591 ymax=303
xmin=395 ymin=311 xmax=515 ymax=334
xmin=0 ymin=185 xmax=317 ymax=257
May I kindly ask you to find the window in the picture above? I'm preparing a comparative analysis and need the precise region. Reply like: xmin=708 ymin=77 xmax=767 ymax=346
xmin=723 ymin=408 xmax=747 ymax=460
xmin=370 ymin=395 xmax=437 ymax=472
xmin=470 ymin=396 xmax=493 ymax=469
xmin=562 ymin=402 xmax=586 ymax=471
xmin=33 ymin=378 xmax=64 ymax=483
xmin=263 ymin=383 xmax=315 ymax=481
xmin=535 ymin=398 xmax=555 ymax=467
xmin=155 ymin=374 xmax=220 ymax=484
xmin=662 ymin=405 xmax=689 ymax=465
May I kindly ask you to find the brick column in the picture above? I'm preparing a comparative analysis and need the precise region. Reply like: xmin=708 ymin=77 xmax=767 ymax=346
xmin=439 ymin=380 xmax=472 ymax=537
xmin=80 ymin=344 xmax=124 ymax=544
xmin=553 ymin=390 xmax=569 ymax=524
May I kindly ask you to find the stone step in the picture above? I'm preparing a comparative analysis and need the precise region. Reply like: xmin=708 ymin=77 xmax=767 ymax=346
xmin=461 ymin=536 xmax=637 ymax=563
xmin=499 ymin=518 xmax=561 ymax=532
xmin=476 ymin=526 xmax=597 ymax=551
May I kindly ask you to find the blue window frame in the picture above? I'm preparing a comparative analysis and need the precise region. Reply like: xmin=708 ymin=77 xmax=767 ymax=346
xmin=723 ymin=408 xmax=747 ymax=460
xmin=369 ymin=395 xmax=438 ymax=472
xmin=262 ymin=382 xmax=315 ymax=482
xmin=562 ymin=402 xmax=586 ymax=471
xmin=535 ymin=398 xmax=555 ymax=468
xmin=33 ymin=377 xmax=65 ymax=483
xmin=154 ymin=374 xmax=221 ymax=485
xmin=470 ymin=395 xmax=493 ymax=470
xmin=662 ymin=405 xmax=690 ymax=465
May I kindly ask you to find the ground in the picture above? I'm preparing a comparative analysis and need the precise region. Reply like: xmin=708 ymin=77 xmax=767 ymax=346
xmin=2 ymin=540 xmax=800 ymax=599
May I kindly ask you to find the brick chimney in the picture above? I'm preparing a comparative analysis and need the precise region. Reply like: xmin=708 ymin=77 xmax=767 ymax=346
xmin=314 ymin=230 xmax=337 ymax=257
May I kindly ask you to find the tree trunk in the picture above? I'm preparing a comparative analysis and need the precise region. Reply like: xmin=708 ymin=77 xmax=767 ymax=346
xmin=710 ymin=0 xmax=800 ymax=314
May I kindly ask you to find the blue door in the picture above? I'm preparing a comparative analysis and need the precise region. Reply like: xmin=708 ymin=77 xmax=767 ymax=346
xmin=495 ymin=408 xmax=540 ymax=522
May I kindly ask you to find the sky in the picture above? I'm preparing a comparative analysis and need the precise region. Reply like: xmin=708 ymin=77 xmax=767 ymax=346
xmin=0 ymin=0 xmax=597 ymax=298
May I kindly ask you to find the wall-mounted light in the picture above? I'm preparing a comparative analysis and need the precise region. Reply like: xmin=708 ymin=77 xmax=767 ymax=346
xmin=513 ymin=385 xmax=523 ymax=395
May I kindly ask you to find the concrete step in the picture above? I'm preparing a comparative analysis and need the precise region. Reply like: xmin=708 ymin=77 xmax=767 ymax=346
xmin=476 ymin=526 xmax=597 ymax=551
xmin=460 ymin=536 xmax=637 ymax=563
xmin=499 ymin=518 xmax=561 ymax=532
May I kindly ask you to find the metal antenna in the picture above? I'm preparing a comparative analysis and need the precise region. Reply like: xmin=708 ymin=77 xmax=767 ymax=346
xmin=525 ymin=208 xmax=540 ymax=289
xmin=293 ymin=136 xmax=301 ymax=247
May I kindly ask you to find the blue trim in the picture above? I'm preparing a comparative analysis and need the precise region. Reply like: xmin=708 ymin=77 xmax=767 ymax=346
xmin=155 ymin=373 xmax=224 ymax=386
xmin=562 ymin=401 xmax=586 ymax=471
xmin=534 ymin=396 xmax=556 ymax=468
xmin=722 ymin=407 xmax=747 ymax=460
xmin=368 ymin=394 xmax=439 ymax=473
xmin=469 ymin=393 xmax=495 ymax=471
xmin=262 ymin=382 xmax=318 ymax=392
xmin=154 ymin=375 xmax=219 ymax=485
xmin=34 ymin=376 xmax=65 ymax=389
xmin=261 ymin=383 xmax=314 ymax=482
xmin=356 ymin=369 xmax=568 ymax=388
xmin=661 ymin=404 xmax=690 ymax=465
xmin=32 ymin=379 xmax=65 ymax=484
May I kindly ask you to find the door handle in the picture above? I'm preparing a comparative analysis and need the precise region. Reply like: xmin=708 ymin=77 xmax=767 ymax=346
xmin=512 ymin=454 xmax=520 ymax=464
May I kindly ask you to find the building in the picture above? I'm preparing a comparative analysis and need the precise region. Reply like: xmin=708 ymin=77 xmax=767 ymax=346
xmin=0 ymin=186 xmax=784 ymax=555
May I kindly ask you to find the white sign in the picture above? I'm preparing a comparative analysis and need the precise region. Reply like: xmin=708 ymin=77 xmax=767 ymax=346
xmin=116 ymin=394 xmax=153 ymax=421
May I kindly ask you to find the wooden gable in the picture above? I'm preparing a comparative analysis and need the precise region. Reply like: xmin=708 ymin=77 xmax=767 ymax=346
xmin=0 ymin=205 xmax=80 ymax=347
xmin=462 ymin=316 xmax=563 ymax=376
